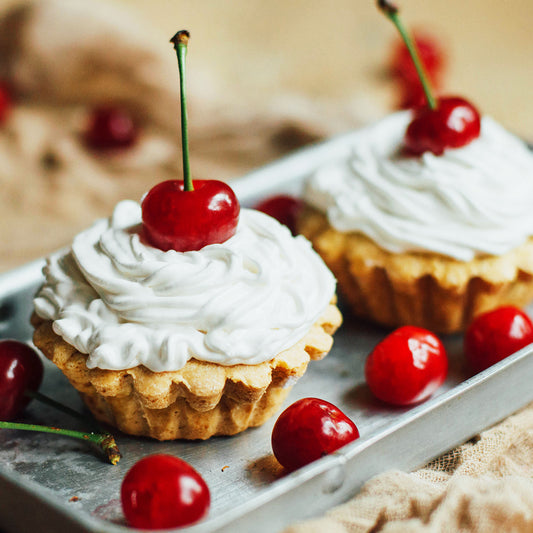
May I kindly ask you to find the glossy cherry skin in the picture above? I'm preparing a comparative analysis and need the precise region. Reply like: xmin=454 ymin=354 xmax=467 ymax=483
xmin=0 ymin=83 xmax=12 ymax=124
xmin=404 ymin=96 xmax=481 ymax=155
xmin=84 ymin=106 xmax=138 ymax=150
xmin=464 ymin=306 xmax=533 ymax=373
xmin=0 ymin=340 xmax=44 ymax=421
xmin=271 ymin=398 xmax=359 ymax=471
xmin=142 ymin=179 xmax=240 ymax=252
xmin=254 ymin=194 xmax=303 ymax=235
xmin=365 ymin=326 xmax=448 ymax=406
xmin=121 ymin=454 xmax=210 ymax=529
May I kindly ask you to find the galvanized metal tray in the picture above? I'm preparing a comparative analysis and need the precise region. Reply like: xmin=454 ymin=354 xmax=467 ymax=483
xmin=2 ymin=133 xmax=533 ymax=533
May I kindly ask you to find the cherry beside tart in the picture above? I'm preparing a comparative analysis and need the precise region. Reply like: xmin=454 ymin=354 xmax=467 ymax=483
xmin=254 ymin=194 xmax=303 ymax=235
xmin=271 ymin=398 xmax=359 ymax=471
xmin=0 ymin=340 xmax=44 ymax=421
xmin=464 ymin=306 xmax=533 ymax=373
xmin=365 ymin=326 xmax=448 ymax=406
xmin=121 ymin=454 xmax=210 ymax=529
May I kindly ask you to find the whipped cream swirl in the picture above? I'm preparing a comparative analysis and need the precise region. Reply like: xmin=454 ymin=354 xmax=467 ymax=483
xmin=304 ymin=111 xmax=533 ymax=261
xmin=34 ymin=201 xmax=336 ymax=372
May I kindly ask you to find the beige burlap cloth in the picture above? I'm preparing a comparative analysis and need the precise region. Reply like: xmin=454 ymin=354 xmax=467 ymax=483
xmin=285 ymin=403 xmax=533 ymax=533
xmin=1 ymin=2 xmax=532 ymax=532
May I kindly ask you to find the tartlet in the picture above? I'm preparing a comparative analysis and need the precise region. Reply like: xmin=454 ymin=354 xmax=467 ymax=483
xmin=298 ymin=111 xmax=533 ymax=333
xmin=32 ymin=303 xmax=340 ymax=440
xmin=33 ymin=200 xmax=341 ymax=440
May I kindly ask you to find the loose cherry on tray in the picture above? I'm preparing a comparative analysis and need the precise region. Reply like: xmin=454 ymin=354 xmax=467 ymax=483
xmin=378 ymin=1 xmax=481 ymax=155
xmin=121 ymin=454 xmax=210 ymax=529
xmin=0 ymin=340 xmax=43 ymax=421
xmin=0 ymin=340 xmax=122 ymax=464
xmin=84 ymin=105 xmax=138 ymax=150
xmin=271 ymin=398 xmax=360 ymax=471
xmin=365 ymin=326 xmax=448 ymax=406
xmin=464 ymin=306 xmax=533 ymax=373
xmin=254 ymin=194 xmax=303 ymax=235
xmin=142 ymin=31 xmax=240 ymax=252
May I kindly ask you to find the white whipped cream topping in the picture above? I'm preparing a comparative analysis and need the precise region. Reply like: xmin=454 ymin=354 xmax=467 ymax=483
xmin=34 ymin=201 xmax=336 ymax=372
xmin=304 ymin=111 xmax=533 ymax=261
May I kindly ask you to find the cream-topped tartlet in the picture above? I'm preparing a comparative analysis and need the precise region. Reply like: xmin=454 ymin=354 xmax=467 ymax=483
xmin=32 ymin=200 xmax=341 ymax=440
xmin=298 ymin=111 xmax=533 ymax=333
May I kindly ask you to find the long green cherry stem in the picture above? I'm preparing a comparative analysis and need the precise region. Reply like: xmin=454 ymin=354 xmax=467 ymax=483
xmin=170 ymin=30 xmax=193 ymax=191
xmin=377 ymin=0 xmax=437 ymax=110
xmin=0 ymin=421 xmax=121 ymax=465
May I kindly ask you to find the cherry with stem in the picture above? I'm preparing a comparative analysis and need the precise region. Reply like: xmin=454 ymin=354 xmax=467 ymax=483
xmin=0 ymin=340 xmax=121 ymax=465
xmin=142 ymin=31 xmax=240 ymax=252
xmin=378 ymin=0 xmax=481 ymax=155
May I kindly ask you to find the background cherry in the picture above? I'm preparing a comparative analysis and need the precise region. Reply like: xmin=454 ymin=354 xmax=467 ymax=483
xmin=121 ymin=454 xmax=210 ymax=529
xmin=0 ymin=82 xmax=12 ymax=124
xmin=0 ymin=340 xmax=44 ymax=421
xmin=464 ymin=306 xmax=533 ymax=373
xmin=365 ymin=326 xmax=448 ymax=406
xmin=254 ymin=194 xmax=303 ymax=235
xmin=389 ymin=32 xmax=446 ymax=110
xmin=84 ymin=105 xmax=138 ymax=150
xmin=142 ymin=179 xmax=239 ymax=251
xmin=390 ymin=32 xmax=445 ymax=88
xmin=271 ymin=398 xmax=359 ymax=471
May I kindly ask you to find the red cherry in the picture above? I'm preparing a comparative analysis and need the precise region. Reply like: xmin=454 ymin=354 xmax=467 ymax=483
xmin=271 ymin=398 xmax=359 ymax=471
xmin=142 ymin=179 xmax=240 ymax=252
xmin=0 ymin=340 xmax=44 ymax=421
xmin=404 ymin=96 xmax=481 ymax=155
xmin=84 ymin=106 xmax=138 ymax=150
xmin=390 ymin=32 xmax=445 ymax=89
xmin=254 ymin=194 xmax=303 ymax=235
xmin=365 ymin=326 xmax=448 ymax=406
xmin=121 ymin=454 xmax=210 ymax=529
xmin=0 ymin=83 xmax=12 ymax=124
xmin=464 ymin=306 xmax=533 ymax=373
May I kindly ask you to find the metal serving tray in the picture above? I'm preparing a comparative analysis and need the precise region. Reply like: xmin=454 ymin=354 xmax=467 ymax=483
xmin=2 ymin=132 xmax=533 ymax=533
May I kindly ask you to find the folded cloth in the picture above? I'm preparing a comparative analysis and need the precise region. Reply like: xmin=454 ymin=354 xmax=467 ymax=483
xmin=284 ymin=402 xmax=533 ymax=533
xmin=0 ymin=0 xmax=381 ymax=272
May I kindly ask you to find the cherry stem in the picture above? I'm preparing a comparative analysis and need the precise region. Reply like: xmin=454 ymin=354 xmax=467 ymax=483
xmin=0 ymin=421 xmax=121 ymax=465
xmin=170 ymin=30 xmax=193 ymax=192
xmin=377 ymin=0 xmax=437 ymax=110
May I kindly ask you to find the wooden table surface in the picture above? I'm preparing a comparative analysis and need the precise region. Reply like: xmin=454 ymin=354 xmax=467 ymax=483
xmin=117 ymin=0 xmax=533 ymax=139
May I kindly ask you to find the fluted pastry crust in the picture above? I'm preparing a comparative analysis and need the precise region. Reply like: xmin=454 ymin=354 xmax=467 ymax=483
xmin=298 ymin=207 xmax=533 ymax=333
xmin=32 ymin=302 xmax=342 ymax=440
